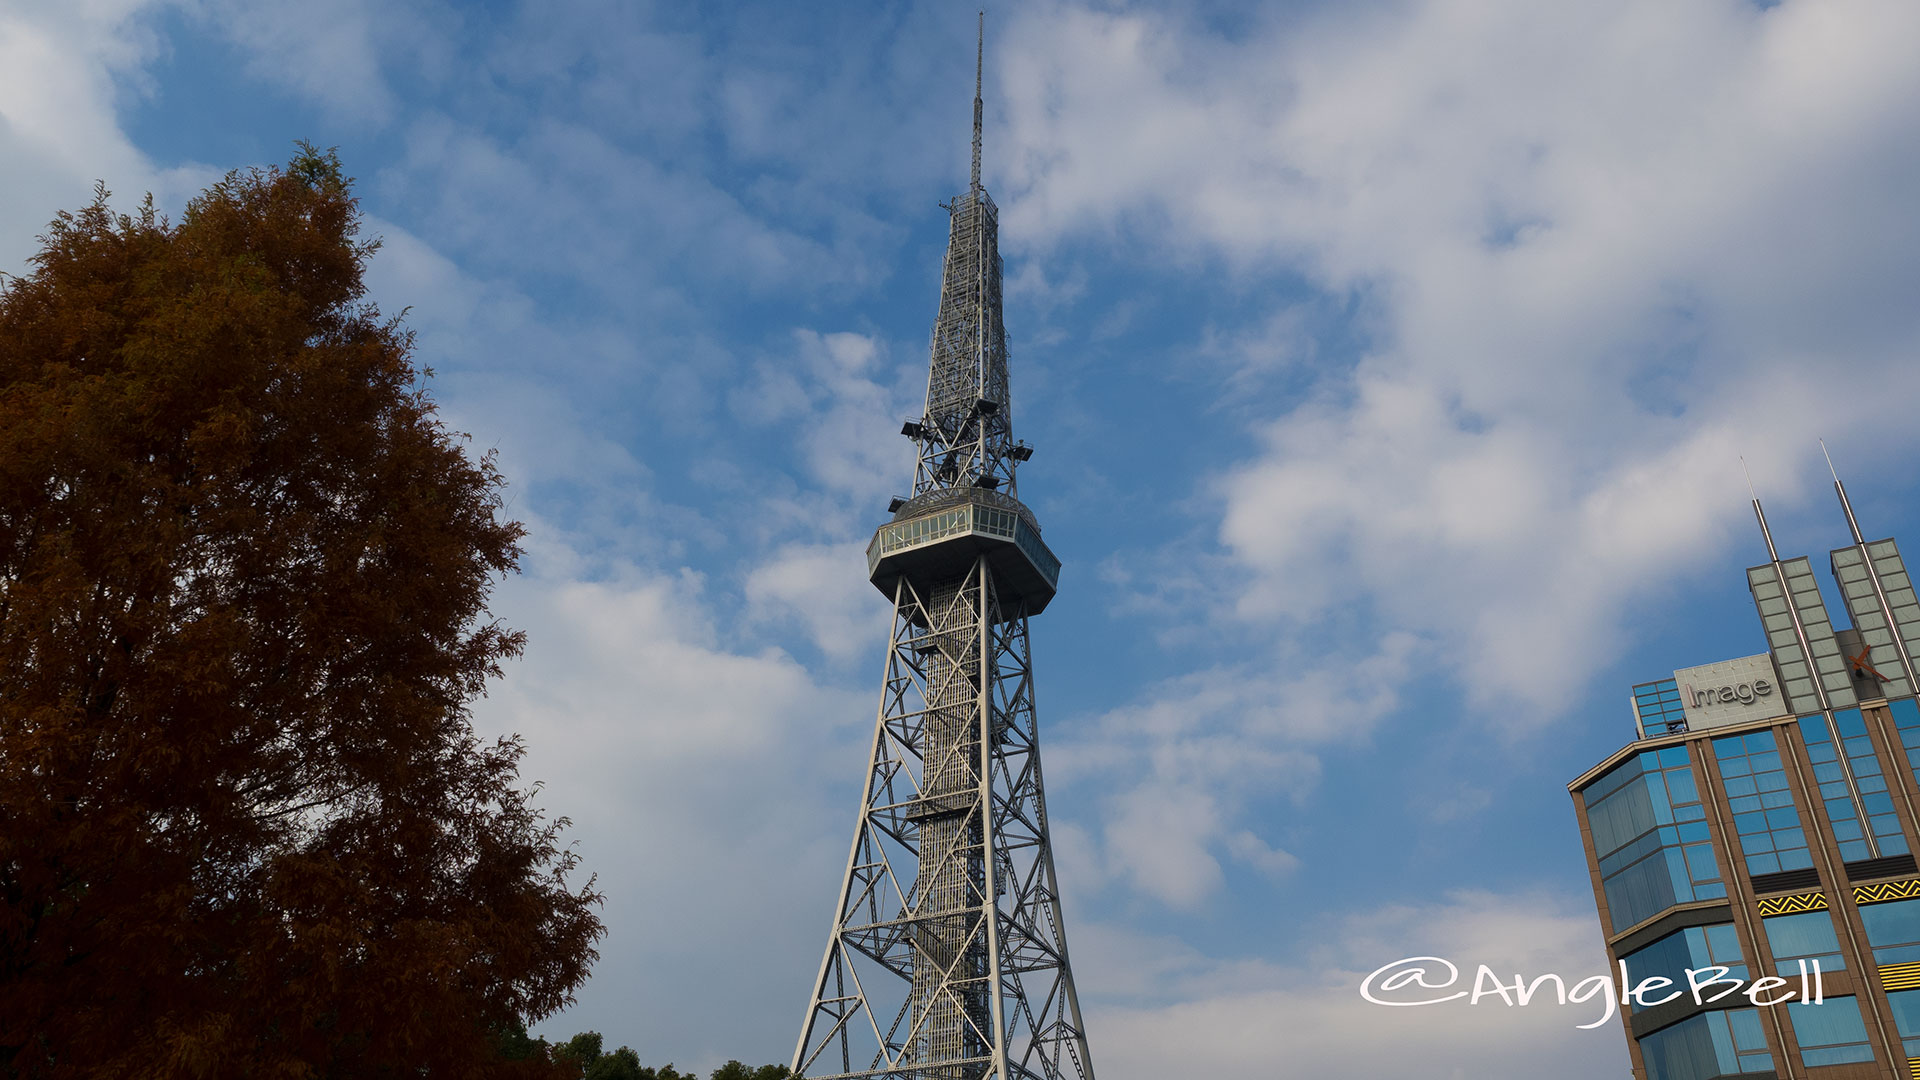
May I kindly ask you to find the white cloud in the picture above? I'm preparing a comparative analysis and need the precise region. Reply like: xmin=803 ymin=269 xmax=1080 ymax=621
xmin=480 ymin=3 xmax=710 ymax=146
xmin=1078 ymin=890 xmax=1628 ymax=1080
xmin=471 ymin=553 xmax=871 ymax=1064
xmin=384 ymin=113 xmax=885 ymax=307
xmin=1225 ymin=828 xmax=1300 ymax=878
xmin=1051 ymin=633 xmax=1410 ymax=907
xmin=1426 ymin=784 xmax=1494 ymax=825
xmin=0 ymin=0 xmax=213 ymax=272
xmin=998 ymin=0 xmax=1920 ymax=721
xmin=781 ymin=329 xmax=919 ymax=503
xmin=1104 ymin=783 xmax=1226 ymax=908
xmin=745 ymin=540 xmax=884 ymax=664
xmin=722 ymin=328 xmax=927 ymax=556
xmin=189 ymin=0 xmax=403 ymax=125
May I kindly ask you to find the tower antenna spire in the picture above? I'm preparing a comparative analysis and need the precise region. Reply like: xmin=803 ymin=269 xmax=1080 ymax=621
xmin=1743 ymin=456 xmax=1781 ymax=562
xmin=972 ymin=11 xmax=984 ymax=191
xmin=1823 ymin=438 xmax=1868 ymax=546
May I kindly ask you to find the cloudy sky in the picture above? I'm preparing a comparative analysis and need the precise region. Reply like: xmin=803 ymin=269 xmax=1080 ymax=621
xmin=9 ymin=0 xmax=1920 ymax=1075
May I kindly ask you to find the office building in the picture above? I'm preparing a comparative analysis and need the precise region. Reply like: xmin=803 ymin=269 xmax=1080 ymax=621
xmin=1572 ymin=472 xmax=1920 ymax=1079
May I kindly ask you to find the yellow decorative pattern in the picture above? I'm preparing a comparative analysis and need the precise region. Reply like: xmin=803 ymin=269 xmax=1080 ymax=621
xmin=1756 ymin=890 xmax=1829 ymax=916
xmin=1884 ymin=962 xmax=1920 ymax=991
xmin=1855 ymin=878 xmax=1920 ymax=905
xmin=1908 ymin=1055 xmax=1920 ymax=1080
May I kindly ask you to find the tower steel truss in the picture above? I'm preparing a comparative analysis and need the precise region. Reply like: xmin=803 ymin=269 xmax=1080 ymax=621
xmin=790 ymin=18 xmax=1095 ymax=1080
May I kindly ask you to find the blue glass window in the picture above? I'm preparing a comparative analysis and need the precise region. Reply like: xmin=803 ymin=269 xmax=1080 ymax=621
xmin=1786 ymin=995 xmax=1875 ymax=1066
xmin=1635 ymin=678 xmax=1688 ymax=736
xmin=1834 ymin=708 xmax=1907 ymax=856
xmin=1887 ymin=698 xmax=1920 ymax=788
xmin=1886 ymin=988 xmax=1920 ymax=1058
xmin=1584 ymin=747 xmax=1726 ymax=931
xmin=1711 ymin=730 xmax=1813 ymax=876
xmin=1800 ymin=710 xmax=1908 ymax=861
xmin=1639 ymin=1008 xmax=1772 ymax=1079
xmin=1763 ymin=910 xmax=1845 ymax=975
xmin=1859 ymin=897 xmax=1920 ymax=967
xmin=1622 ymin=924 xmax=1749 ymax=1012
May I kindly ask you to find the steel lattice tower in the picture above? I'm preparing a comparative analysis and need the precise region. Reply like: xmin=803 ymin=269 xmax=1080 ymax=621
xmin=789 ymin=18 xmax=1095 ymax=1080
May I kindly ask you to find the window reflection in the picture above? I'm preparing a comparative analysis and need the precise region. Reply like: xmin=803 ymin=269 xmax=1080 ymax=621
xmin=1585 ymin=748 xmax=1726 ymax=931
xmin=1711 ymin=730 xmax=1812 ymax=876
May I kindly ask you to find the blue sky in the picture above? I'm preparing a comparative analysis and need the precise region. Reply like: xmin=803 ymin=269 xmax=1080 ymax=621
xmin=8 ymin=0 xmax=1920 ymax=1075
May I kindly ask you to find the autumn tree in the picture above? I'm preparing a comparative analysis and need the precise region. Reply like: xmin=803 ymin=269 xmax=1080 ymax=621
xmin=0 ymin=148 xmax=601 ymax=1078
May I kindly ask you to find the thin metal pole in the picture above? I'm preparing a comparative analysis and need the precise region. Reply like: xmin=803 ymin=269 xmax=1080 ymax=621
xmin=972 ymin=11 xmax=983 ymax=192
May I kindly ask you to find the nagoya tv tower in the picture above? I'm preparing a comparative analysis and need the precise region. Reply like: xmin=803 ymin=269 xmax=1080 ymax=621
xmin=789 ymin=16 xmax=1097 ymax=1080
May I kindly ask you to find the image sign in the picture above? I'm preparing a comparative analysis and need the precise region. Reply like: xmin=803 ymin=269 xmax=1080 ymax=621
xmin=1674 ymin=653 xmax=1785 ymax=732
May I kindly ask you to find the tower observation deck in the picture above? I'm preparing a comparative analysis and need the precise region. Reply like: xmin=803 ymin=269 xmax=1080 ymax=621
xmin=789 ymin=16 xmax=1094 ymax=1080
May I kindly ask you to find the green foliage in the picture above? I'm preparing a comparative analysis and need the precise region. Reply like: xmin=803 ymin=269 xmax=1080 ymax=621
xmin=494 ymin=1020 xmax=546 ymax=1062
xmin=287 ymin=139 xmax=348 ymax=193
xmin=709 ymin=1062 xmax=791 ymax=1080
xmin=559 ymin=1032 xmax=605 ymax=1067
xmin=551 ymin=1033 xmax=786 ymax=1080
xmin=585 ymin=1045 xmax=644 ymax=1080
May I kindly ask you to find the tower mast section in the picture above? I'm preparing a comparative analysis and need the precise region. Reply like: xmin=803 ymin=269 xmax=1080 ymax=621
xmin=972 ymin=10 xmax=983 ymax=193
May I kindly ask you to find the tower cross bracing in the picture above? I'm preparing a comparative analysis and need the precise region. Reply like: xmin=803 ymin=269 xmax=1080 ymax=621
xmin=789 ymin=18 xmax=1096 ymax=1080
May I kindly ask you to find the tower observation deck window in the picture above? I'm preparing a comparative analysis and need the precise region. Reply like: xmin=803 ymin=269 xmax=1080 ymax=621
xmin=876 ymin=506 xmax=973 ymax=557
xmin=974 ymin=505 xmax=1016 ymax=538
xmin=1014 ymin=519 xmax=1059 ymax=583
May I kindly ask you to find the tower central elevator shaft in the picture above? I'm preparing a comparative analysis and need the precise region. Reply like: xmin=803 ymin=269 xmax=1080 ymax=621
xmin=911 ymin=577 xmax=989 ymax=1079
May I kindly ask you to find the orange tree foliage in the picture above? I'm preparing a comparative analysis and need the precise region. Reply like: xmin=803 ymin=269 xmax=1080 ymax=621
xmin=0 ymin=149 xmax=601 ymax=1079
